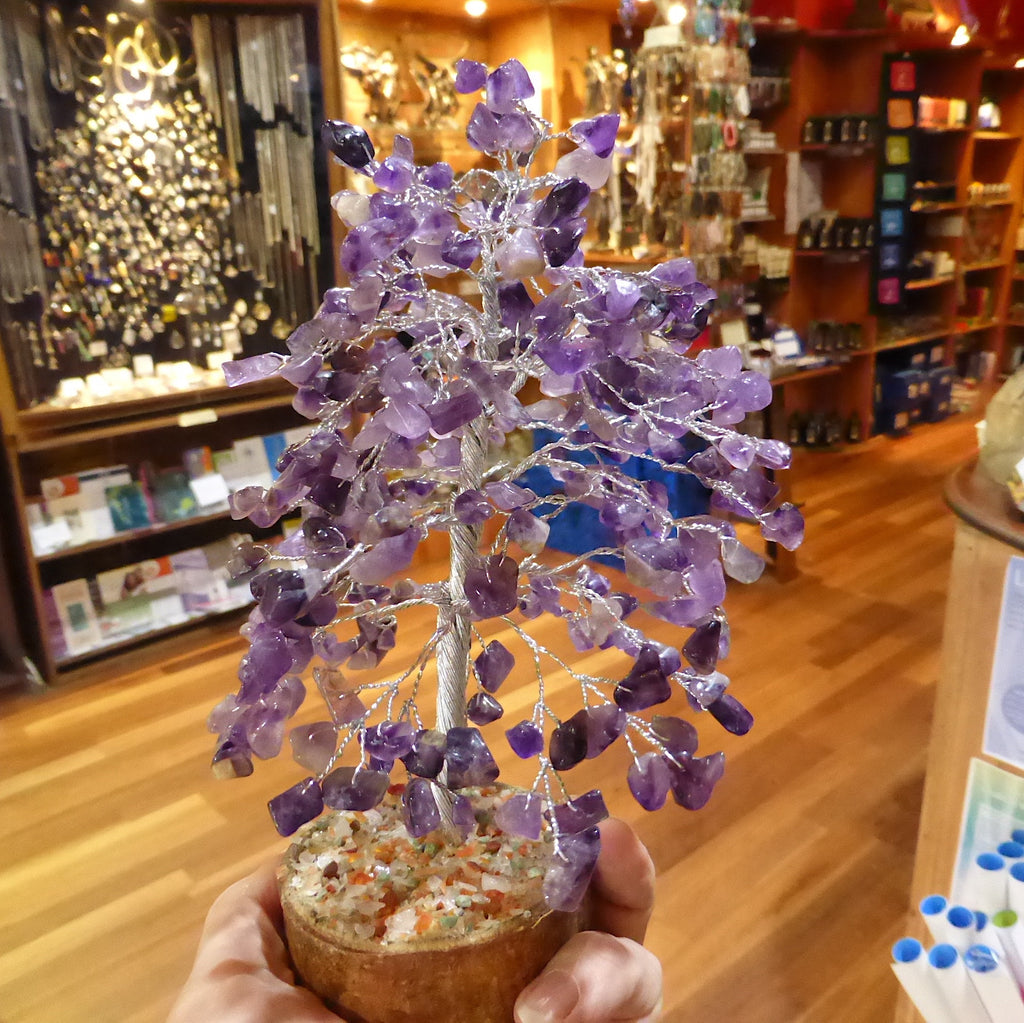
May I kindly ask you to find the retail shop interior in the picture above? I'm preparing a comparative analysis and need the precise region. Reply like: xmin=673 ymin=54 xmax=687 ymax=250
xmin=5 ymin=2 xmax=1024 ymax=1022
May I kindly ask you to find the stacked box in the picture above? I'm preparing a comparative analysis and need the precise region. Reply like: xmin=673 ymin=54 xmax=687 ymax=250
xmin=923 ymin=365 xmax=954 ymax=422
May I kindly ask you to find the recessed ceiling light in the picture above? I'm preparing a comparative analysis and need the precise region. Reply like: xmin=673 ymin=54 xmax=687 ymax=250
xmin=1016 ymin=58 xmax=1024 ymax=69
xmin=465 ymin=0 xmax=487 ymax=16
xmin=951 ymin=24 xmax=971 ymax=47
xmin=666 ymin=3 xmax=687 ymax=26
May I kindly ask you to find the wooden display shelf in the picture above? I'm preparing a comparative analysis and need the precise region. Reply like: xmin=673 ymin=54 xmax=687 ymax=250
xmin=34 ymin=508 xmax=239 ymax=565
xmin=918 ymin=125 xmax=971 ymax=135
xmin=798 ymin=142 xmax=875 ymax=155
xmin=973 ymin=130 xmax=1022 ymax=141
xmin=55 ymin=603 xmax=251 ymax=671
xmin=768 ymin=364 xmax=841 ymax=387
xmin=876 ymin=328 xmax=952 ymax=352
xmin=905 ymin=275 xmax=955 ymax=290
xmin=793 ymin=248 xmax=871 ymax=261
xmin=955 ymin=319 xmax=1001 ymax=335
xmin=962 ymin=259 xmax=1007 ymax=272
xmin=910 ymin=201 xmax=965 ymax=213
xmin=804 ymin=27 xmax=887 ymax=40
xmin=16 ymin=387 xmax=295 ymax=453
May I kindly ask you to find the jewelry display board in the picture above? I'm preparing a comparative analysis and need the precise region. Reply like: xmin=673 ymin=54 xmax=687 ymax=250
xmin=0 ymin=0 xmax=333 ymax=411
xmin=601 ymin=1 xmax=754 ymax=316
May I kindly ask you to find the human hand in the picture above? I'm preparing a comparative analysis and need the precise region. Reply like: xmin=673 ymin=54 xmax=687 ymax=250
xmin=514 ymin=818 xmax=663 ymax=1023
xmin=167 ymin=860 xmax=342 ymax=1023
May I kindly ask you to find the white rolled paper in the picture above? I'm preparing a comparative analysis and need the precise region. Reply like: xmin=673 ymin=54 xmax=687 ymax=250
xmin=928 ymin=944 xmax=993 ymax=1023
xmin=961 ymin=853 xmax=1009 ymax=918
xmin=965 ymin=944 xmax=1024 ymax=1022
xmin=891 ymin=939 xmax=957 ymax=1023
xmin=946 ymin=904 xmax=982 ymax=951
xmin=920 ymin=895 xmax=950 ymax=945
xmin=1008 ymin=862 xmax=1024 ymax=919
xmin=993 ymin=910 xmax=1024 ymax=990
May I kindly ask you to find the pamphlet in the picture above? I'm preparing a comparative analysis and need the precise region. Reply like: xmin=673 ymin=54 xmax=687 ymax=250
xmin=982 ymin=556 xmax=1024 ymax=770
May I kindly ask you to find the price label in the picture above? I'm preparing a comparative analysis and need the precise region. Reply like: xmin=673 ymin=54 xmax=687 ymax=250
xmin=177 ymin=408 xmax=218 ymax=428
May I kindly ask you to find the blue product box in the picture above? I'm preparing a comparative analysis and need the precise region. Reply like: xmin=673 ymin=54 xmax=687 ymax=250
xmin=880 ymin=369 xmax=925 ymax=410
xmin=875 ymin=403 xmax=913 ymax=435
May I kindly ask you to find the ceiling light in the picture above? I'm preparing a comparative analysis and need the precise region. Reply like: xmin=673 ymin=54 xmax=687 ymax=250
xmin=951 ymin=24 xmax=971 ymax=47
xmin=1015 ymin=58 xmax=1024 ymax=69
xmin=465 ymin=0 xmax=487 ymax=16
xmin=666 ymin=3 xmax=687 ymax=25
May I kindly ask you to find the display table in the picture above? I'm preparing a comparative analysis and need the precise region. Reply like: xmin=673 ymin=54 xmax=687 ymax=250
xmin=896 ymin=459 xmax=1024 ymax=1022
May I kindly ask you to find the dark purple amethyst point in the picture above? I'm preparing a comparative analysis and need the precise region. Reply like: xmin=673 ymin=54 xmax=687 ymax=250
xmin=543 ymin=827 xmax=601 ymax=912
xmin=683 ymin=620 xmax=721 ymax=675
xmin=707 ymin=693 xmax=754 ymax=735
xmin=474 ymin=640 xmax=515 ymax=693
xmin=582 ymin=703 xmax=627 ymax=758
xmin=613 ymin=647 xmax=673 ymax=712
xmin=506 ymin=720 xmax=545 ymax=759
xmin=212 ymin=725 xmax=254 ymax=779
xmin=463 ymin=555 xmax=520 ymax=619
xmin=322 ymin=765 xmax=389 ymax=811
xmin=403 ymin=778 xmax=442 ymax=838
xmin=401 ymin=729 xmax=447 ymax=779
xmin=268 ymin=778 xmax=324 ymax=836
xmin=444 ymin=727 xmax=500 ymax=788
xmin=467 ymin=691 xmax=504 ymax=724
xmin=628 ymin=754 xmax=671 ymax=811
xmin=570 ymin=114 xmax=621 ymax=158
xmin=321 ymin=120 xmax=375 ymax=169
xmin=551 ymin=789 xmax=608 ymax=834
xmin=455 ymin=59 xmax=487 ymax=94
xmin=485 ymin=59 xmax=535 ymax=115
xmin=651 ymin=714 xmax=699 ymax=757
xmin=549 ymin=712 xmax=588 ymax=771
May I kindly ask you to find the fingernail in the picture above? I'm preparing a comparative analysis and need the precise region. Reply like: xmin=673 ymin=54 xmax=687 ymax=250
xmin=514 ymin=969 xmax=580 ymax=1023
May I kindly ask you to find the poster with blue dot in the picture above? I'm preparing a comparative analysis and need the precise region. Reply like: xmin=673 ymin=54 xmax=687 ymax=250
xmin=983 ymin=556 xmax=1024 ymax=768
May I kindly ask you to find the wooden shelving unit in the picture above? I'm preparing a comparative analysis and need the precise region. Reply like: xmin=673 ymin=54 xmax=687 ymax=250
xmin=0 ymin=372 xmax=304 ymax=683
xmin=746 ymin=25 xmax=1024 ymax=445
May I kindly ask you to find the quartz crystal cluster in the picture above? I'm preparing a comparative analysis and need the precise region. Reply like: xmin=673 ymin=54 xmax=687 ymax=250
xmin=210 ymin=58 xmax=803 ymax=914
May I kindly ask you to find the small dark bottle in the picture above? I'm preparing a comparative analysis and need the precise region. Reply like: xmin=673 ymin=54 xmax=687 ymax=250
xmin=847 ymin=412 xmax=864 ymax=443
xmin=787 ymin=412 xmax=805 ymax=447
xmin=825 ymin=414 xmax=843 ymax=446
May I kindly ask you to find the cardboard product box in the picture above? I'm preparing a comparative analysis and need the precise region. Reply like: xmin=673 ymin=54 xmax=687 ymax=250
xmin=879 ymin=369 xmax=925 ymax=411
xmin=875 ymin=403 xmax=913 ymax=436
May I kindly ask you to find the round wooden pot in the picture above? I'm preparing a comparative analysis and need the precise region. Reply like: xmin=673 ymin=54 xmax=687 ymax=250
xmin=278 ymin=789 xmax=579 ymax=1023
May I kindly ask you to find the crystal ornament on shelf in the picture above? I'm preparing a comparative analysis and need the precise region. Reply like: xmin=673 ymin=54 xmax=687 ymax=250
xmin=210 ymin=58 xmax=803 ymax=914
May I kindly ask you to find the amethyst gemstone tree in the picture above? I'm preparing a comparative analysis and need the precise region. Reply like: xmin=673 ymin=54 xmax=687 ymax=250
xmin=210 ymin=58 xmax=804 ymax=915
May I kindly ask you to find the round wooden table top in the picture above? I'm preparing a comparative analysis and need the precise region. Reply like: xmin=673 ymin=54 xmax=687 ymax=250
xmin=945 ymin=458 xmax=1024 ymax=551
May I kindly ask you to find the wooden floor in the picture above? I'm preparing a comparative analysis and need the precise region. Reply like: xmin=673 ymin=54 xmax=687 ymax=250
xmin=0 ymin=412 xmax=980 ymax=1023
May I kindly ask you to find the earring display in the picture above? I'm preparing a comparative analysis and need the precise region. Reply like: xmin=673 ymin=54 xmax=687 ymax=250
xmin=628 ymin=0 xmax=753 ymax=314
xmin=0 ymin=1 xmax=330 ymax=411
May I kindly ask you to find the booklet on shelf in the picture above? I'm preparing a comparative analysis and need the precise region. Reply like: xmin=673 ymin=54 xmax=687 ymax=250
xmin=227 ymin=436 xmax=274 ymax=492
xmin=106 ymin=481 xmax=154 ymax=532
xmin=50 ymin=577 xmax=103 ymax=656
xmin=95 ymin=557 xmax=187 ymax=640
xmin=149 ymin=468 xmax=200 ymax=523
xmin=41 ymin=465 xmax=132 ymax=546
